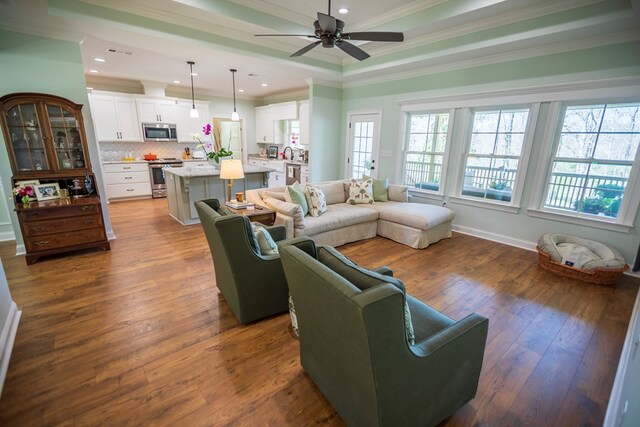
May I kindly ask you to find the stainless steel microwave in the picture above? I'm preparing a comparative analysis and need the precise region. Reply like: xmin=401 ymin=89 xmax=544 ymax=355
xmin=142 ymin=123 xmax=178 ymax=142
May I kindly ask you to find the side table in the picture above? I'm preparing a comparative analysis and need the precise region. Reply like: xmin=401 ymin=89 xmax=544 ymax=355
xmin=225 ymin=205 xmax=276 ymax=226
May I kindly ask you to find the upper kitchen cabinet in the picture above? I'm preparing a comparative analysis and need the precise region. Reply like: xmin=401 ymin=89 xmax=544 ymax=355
xmin=91 ymin=93 xmax=141 ymax=142
xmin=175 ymin=101 xmax=210 ymax=142
xmin=0 ymin=93 xmax=92 ymax=178
xmin=136 ymin=98 xmax=177 ymax=124
xmin=271 ymin=101 xmax=298 ymax=121
xmin=299 ymin=100 xmax=310 ymax=146
xmin=255 ymin=105 xmax=274 ymax=143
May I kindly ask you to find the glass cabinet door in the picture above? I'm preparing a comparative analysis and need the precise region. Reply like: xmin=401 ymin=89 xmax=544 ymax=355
xmin=47 ymin=104 xmax=86 ymax=171
xmin=5 ymin=103 xmax=51 ymax=172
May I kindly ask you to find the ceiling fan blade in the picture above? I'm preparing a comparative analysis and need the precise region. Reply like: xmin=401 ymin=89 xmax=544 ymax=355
xmin=290 ymin=41 xmax=322 ymax=57
xmin=255 ymin=34 xmax=317 ymax=37
xmin=336 ymin=40 xmax=370 ymax=61
xmin=342 ymin=32 xmax=404 ymax=42
xmin=317 ymin=12 xmax=336 ymax=34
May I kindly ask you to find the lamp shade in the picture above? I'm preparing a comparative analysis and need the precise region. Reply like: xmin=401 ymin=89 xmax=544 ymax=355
xmin=219 ymin=159 xmax=244 ymax=180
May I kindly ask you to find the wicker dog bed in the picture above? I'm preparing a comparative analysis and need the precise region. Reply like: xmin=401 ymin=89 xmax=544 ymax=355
xmin=537 ymin=233 xmax=627 ymax=286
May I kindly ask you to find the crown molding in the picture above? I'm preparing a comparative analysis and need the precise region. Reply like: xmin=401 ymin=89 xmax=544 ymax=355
xmin=342 ymin=28 xmax=640 ymax=89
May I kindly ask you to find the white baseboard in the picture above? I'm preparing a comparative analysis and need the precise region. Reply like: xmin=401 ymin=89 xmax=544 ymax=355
xmin=0 ymin=302 xmax=22 ymax=397
xmin=107 ymin=229 xmax=116 ymax=241
xmin=452 ymin=224 xmax=537 ymax=252
xmin=15 ymin=244 xmax=25 ymax=256
xmin=0 ymin=232 xmax=15 ymax=242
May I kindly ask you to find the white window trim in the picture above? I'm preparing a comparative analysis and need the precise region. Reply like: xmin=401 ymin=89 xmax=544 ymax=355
xmin=449 ymin=103 xmax=540 ymax=213
xmin=396 ymin=108 xmax=455 ymax=197
xmin=528 ymin=100 xmax=640 ymax=231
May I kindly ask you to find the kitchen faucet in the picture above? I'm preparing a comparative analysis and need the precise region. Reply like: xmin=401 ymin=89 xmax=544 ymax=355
xmin=283 ymin=146 xmax=294 ymax=161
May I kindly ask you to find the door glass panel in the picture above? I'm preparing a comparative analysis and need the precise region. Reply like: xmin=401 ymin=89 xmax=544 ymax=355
xmin=5 ymin=103 xmax=50 ymax=172
xmin=350 ymin=120 xmax=375 ymax=179
xmin=47 ymin=105 xmax=85 ymax=170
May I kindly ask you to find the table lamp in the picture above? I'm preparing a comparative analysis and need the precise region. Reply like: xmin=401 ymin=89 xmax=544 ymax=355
xmin=220 ymin=159 xmax=244 ymax=202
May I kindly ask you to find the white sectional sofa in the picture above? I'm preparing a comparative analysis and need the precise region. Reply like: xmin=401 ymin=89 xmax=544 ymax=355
xmin=246 ymin=180 xmax=455 ymax=249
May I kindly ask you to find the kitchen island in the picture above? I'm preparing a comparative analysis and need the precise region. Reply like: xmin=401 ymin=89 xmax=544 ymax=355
xmin=165 ymin=164 xmax=272 ymax=225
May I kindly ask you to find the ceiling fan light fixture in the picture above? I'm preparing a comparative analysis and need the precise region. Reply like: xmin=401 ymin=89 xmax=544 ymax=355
xmin=230 ymin=68 xmax=239 ymax=121
xmin=187 ymin=61 xmax=199 ymax=119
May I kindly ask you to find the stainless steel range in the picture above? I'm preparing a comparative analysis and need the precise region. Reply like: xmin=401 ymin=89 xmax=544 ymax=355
xmin=149 ymin=158 xmax=183 ymax=198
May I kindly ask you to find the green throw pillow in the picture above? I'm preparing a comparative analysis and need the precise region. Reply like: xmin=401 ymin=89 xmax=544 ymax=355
xmin=363 ymin=175 xmax=389 ymax=202
xmin=251 ymin=223 xmax=279 ymax=256
xmin=285 ymin=181 xmax=309 ymax=215
xmin=317 ymin=246 xmax=415 ymax=345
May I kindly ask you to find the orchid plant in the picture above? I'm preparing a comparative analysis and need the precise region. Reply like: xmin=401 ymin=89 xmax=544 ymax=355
xmin=193 ymin=123 xmax=233 ymax=164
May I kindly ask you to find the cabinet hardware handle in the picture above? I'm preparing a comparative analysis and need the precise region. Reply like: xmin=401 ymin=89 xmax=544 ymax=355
xmin=31 ymin=226 xmax=45 ymax=232
xmin=123 ymin=167 xmax=131 ymax=170
xmin=81 ymin=206 xmax=93 ymax=211
xmin=34 ymin=240 xmax=50 ymax=247
xmin=88 ymin=234 xmax=96 ymax=238
xmin=126 ymin=189 xmax=134 ymax=192
xmin=84 ymin=219 xmax=96 ymax=225
xmin=124 ymin=176 xmax=132 ymax=179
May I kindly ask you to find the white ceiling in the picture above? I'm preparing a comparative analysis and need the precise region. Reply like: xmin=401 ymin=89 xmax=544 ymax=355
xmin=1 ymin=0 xmax=639 ymax=100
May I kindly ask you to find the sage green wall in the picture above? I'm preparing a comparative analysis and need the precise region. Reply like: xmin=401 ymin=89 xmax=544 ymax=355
xmin=0 ymin=29 xmax=113 ymax=250
xmin=0 ymin=177 xmax=13 ymax=241
xmin=340 ymin=42 xmax=640 ymax=264
xmin=309 ymin=83 xmax=343 ymax=182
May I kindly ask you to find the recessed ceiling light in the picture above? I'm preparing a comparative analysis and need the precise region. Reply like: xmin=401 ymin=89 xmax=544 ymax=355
xmin=261 ymin=83 xmax=268 ymax=87
xmin=173 ymin=80 xmax=181 ymax=84
xmin=190 ymin=72 xmax=198 ymax=76
xmin=338 ymin=8 xmax=349 ymax=14
xmin=93 ymin=57 xmax=106 ymax=62
xmin=89 ymin=69 xmax=99 ymax=73
xmin=238 ymin=89 xmax=244 ymax=93
xmin=86 ymin=87 xmax=93 ymax=90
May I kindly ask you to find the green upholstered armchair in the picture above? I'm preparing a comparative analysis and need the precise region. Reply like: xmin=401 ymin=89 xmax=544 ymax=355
xmin=195 ymin=199 xmax=289 ymax=324
xmin=280 ymin=237 xmax=489 ymax=427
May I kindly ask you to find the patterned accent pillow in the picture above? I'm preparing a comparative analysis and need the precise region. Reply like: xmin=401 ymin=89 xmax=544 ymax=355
xmin=304 ymin=184 xmax=327 ymax=217
xmin=264 ymin=197 xmax=306 ymax=229
xmin=251 ymin=223 xmax=279 ymax=256
xmin=347 ymin=178 xmax=374 ymax=205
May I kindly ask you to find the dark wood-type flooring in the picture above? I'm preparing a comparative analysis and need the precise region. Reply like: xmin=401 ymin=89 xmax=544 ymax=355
xmin=0 ymin=198 xmax=637 ymax=426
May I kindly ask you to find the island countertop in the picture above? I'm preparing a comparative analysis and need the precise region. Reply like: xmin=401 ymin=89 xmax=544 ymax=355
xmin=165 ymin=164 xmax=274 ymax=178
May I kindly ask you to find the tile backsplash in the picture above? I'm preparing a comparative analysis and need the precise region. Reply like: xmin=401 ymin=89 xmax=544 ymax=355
xmin=99 ymin=141 xmax=201 ymax=161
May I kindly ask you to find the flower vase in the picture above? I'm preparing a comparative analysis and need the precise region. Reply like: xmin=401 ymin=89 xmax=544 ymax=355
xmin=207 ymin=158 xmax=220 ymax=169
xmin=21 ymin=196 xmax=31 ymax=205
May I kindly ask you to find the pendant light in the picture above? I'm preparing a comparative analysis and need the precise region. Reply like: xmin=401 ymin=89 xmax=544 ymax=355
xmin=187 ymin=61 xmax=199 ymax=119
xmin=230 ymin=68 xmax=239 ymax=121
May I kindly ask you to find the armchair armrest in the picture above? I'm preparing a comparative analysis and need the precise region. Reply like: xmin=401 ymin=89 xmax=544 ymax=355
xmin=372 ymin=266 xmax=393 ymax=277
xmin=264 ymin=224 xmax=286 ymax=242
xmin=279 ymin=236 xmax=317 ymax=258
xmin=412 ymin=313 xmax=488 ymax=358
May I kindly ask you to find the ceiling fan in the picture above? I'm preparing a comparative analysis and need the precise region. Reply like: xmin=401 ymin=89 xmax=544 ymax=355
xmin=254 ymin=0 xmax=404 ymax=61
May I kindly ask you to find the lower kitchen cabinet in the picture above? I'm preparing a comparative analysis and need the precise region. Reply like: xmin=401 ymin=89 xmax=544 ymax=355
xmin=16 ymin=196 xmax=110 ymax=265
xmin=103 ymin=162 xmax=152 ymax=200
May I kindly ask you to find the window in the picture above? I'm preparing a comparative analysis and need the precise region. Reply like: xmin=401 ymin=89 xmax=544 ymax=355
xmin=460 ymin=108 xmax=531 ymax=203
xmin=402 ymin=111 xmax=450 ymax=192
xmin=543 ymin=102 xmax=640 ymax=220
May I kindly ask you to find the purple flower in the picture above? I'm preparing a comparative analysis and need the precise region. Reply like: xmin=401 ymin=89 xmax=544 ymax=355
xmin=202 ymin=123 xmax=212 ymax=136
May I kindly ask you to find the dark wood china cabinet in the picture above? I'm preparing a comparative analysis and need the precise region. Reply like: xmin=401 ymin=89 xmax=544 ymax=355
xmin=1 ymin=93 xmax=110 ymax=264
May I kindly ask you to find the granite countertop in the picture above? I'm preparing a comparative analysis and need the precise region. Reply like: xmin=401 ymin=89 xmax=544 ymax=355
xmin=102 ymin=160 xmax=149 ymax=164
xmin=165 ymin=164 xmax=274 ymax=178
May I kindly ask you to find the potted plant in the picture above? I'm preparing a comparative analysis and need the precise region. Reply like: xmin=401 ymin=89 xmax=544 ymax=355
xmin=193 ymin=123 xmax=233 ymax=164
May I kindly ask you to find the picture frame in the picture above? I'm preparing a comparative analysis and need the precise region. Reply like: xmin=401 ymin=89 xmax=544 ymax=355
xmin=268 ymin=145 xmax=278 ymax=159
xmin=34 ymin=183 xmax=61 ymax=201
xmin=16 ymin=180 xmax=40 ymax=188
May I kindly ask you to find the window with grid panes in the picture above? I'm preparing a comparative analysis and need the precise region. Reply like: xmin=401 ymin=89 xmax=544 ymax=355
xmin=543 ymin=102 xmax=640 ymax=219
xmin=402 ymin=112 xmax=450 ymax=192
xmin=461 ymin=108 xmax=530 ymax=203
xmin=351 ymin=121 xmax=374 ymax=179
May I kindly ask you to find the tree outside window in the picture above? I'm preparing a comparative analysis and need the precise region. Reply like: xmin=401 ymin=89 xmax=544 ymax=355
xmin=402 ymin=112 xmax=449 ymax=192
xmin=545 ymin=103 xmax=640 ymax=218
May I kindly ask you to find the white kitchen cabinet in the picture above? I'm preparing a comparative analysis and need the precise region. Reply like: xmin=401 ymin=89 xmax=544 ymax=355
xmin=91 ymin=94 xmax=141 ymax=142
xmin=103 ymin=162 xmax=151 ymax=200
xmin=248 ymin=159 xmax=260 ymax=167
xmin=268 ymin=172 xmax=284 ymax=187
xmin=299 ymin=100 xmax=310 ymax=146
xmin=137 ymin=99 xmax=177 ymax=123
xmin=255 ymin=106 xmax=274 ymax=143
xmin=271 ymin=101 xmax=298 ymax=120
xmin=176 ymin=101 xmax=210 ymax=142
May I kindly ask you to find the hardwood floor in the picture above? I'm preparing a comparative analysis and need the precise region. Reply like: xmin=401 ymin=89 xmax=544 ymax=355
xmin=0 ymin=198 xmax=637 ymax=426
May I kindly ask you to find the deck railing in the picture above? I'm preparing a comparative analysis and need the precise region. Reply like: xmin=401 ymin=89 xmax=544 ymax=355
xmin=545 ymin=172 xmax=627 ymax=210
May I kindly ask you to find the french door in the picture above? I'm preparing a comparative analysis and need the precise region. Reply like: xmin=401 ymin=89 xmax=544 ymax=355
xmin=346 ymin=112 xmax=381 ymax=179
